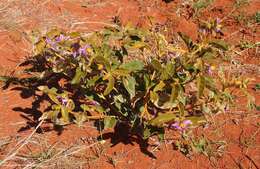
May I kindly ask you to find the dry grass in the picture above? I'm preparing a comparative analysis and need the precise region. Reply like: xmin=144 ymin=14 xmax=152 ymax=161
xmin=0 ymin=134 xmax=107 ymax=169
xmin=0 ymin=0 xmax=116 ymax=33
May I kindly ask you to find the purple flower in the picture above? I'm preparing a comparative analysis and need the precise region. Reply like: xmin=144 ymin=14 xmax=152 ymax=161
xmin=61 ymin=98 xmax=68 ymax=105
xmin=168 ymin=52 xmax=180 ymax=59
xmin=45 ymin=38 xmax=58 ymax=51
xmin=183 ymin=120 xmax=192 ymax=125
xmin=55 ymin=34 xmax=64 ymax=42
xmin=55 ymin=34 xmax=70 ymax=42
xmin=79 ymin=44 xmax=91 ymax=56
xmin=45 ymin=55 xmax=51 ymax=60
xmin=72 ymin=51 xmax=77 ymax=58
xmin=45 ymin=38 xmax=51 ymax=44
xmin=207 ymin=66 xmax=213 ymax=75
xmin=45 ymin=38 xmax=54 ymax=46
xmin=87 ymin=100 xmax=99 ymax=106
xmin=151 ymin=107 xmax=158 ymax=117
xmin=171 ymin=122 xmax=182 ymax=131
xmin=215 ymin=27 xmax=221 ymax=33
xmin=199 ymin=28 xmax=207 ymax=35
xmin=206 ymin=65 xmax=217 ymax=75
xmin=57 ymin=96 xmax=68 ymax=106
xmin=170 ymin=120 xmax=192 ymax=132
xmin=224 ymin=105 xmax=228 ymax=112
xmin=78 ymin=48 xmax=86 ymax=56
xmin=216 ymin=18 xmax=221 ymax=24
xmin=215 ymin=18 xmax=222 ymax=33
xmin=72 ymin=44 xmax=91 ymax=58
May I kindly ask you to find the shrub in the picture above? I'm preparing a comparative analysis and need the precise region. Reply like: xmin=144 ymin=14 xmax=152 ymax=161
xmin=1 ymin=24 xmax=253 ymax=142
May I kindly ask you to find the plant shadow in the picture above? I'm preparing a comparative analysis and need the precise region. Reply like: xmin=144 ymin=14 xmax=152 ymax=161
xmin=2 ymin=56 xmax=158 ymax=158
xmin=10 ymin=84 xmax=157 ymax=158
xmin=9 ymin=75 xmax=66 ymax=135
xmin=97 ymin=123 xmax=157 ymax=159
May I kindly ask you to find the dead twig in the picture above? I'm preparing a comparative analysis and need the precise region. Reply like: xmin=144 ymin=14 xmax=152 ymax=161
xmin=0 ymin=119 xmax=44 ymax=166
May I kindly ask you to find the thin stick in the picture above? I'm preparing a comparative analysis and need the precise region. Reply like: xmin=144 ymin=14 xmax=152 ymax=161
xmin=0 ymin=120 xmax=44 ymax=166
xmin=70 ymin=21 xmax=118 ymax=29
xmin=245 ymin=155 xmax=259 ymax=169
xmin=23 ymin=140 xmax=105 ymax=169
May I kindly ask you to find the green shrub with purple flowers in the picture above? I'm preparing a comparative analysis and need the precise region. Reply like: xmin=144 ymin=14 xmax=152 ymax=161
xmin=0 ymin=23 xmax=254 ymax=145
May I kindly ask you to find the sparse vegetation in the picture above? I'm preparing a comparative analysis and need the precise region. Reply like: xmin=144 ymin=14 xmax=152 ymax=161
xmin=0 ymin=0 xmax=259 ymax=168
xmin=0 ymin=22 xmax=254 ymax=158
xmin=193 ymin=0 xmax=214 ymax=10
xmin=234 ymin=0 xmax=249 ymax=8
xmin=255 ymin=11 xmax=260 ymax=23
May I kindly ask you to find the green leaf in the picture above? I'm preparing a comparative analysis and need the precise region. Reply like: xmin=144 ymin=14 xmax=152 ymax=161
xmin=114 ymin=94 xmax=125 ymax=103
xmin=178 ymin=32 xmax=194 ymax=50
xmin=66 ymin=99 xmax=75 ymax=111
xmin=144 ymin=74 xmax=151 ymax=89
xmin=150 ymin=91 xmax=178 ymax=109
xmin=197 ymin=75 xmax=205 ymax=98
xmin=157 ymin=132 xmax=165 ymax=142
xmin=131 ymin=41 xmax=146 ymax=49
xmin=178 ymin=103 xmax=185 ymax=116
xmin=153 ymin=81 xmax=165 ymax=92
xmin=35 ymin=39 xmax=45 ymax=54
xmin=74 ymin=112 xmax=88 ymax=126
xmin=114 ymin=94 xmax=125 ymax=110
xmin=112 ymin=69 xmax=131 ymax=77
xmin=192 ymin=137 xmax=208 ymax=154
xmin=185 ymin=116 xmax=206 ymax=126
xmin=193 ymin=0 xmax=212 ymax=9
xmin=41 ymin=110 xmax=59 ymax=122
xmin=120 ymin=60 xmax=144 ymax=72
xmin=150 ymin=91 xmax=159 ymax=103
xmin=143 ymin=127 xmax=152 ymax=140
xmin=170 ymin=83 xmax=179 ymax=102
xmin=256 ymin=105 xmax=260 ymax=111
xmin=204 ymin=76 xmax=217 ymax=92
xmin=149 ymin=113 xmax=176 ymax=127
xmin=46 ymin=28 xmax=61 ymax=38
xmin=61 ymin=107 xmax=70 ymax=124
xmin=255 ymin=12 xmax=260 ymax=23
xmin=69 ymin=32 xmax=80 ymax=38
xmin=209 ymin=40 xmax=229 ymax=51
xmin=80 ymin=104 xmax=90 ymax=112
xmin=87 ymin=76 xmax=100 ymax=87
xmin=255 ymin=83 xmax=260 ymax=90
xmin=104 ymin=116 xmax=117 ymax=129
xmin=48 ymin=94 xmax=60 ymax=105
xmin=143 ymin=126 xmax=164 ymax=140
xmin=52 ymin=59 xmax=66 ymax=73
xmin=160 ymin=62 xmax=175 ymax=80
xmin=71 ymin=67 xmax=85 ymax=84
xmin=94 ymin=105 xmax=105 ymax=114
xmin=95 ymin=56 xmax=111 ymax=71
xmin=0 ymin=76 xmax=10 ymax=83
xmin=123 ymin=76 xmax=136 ymax=99
xmin=104 ymin=75 xmax=115 ymax=95
xmin=151 ymin=59 xmax=162 ymax=71
xmin=38 ymin=86 xmax=60 ymax=105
